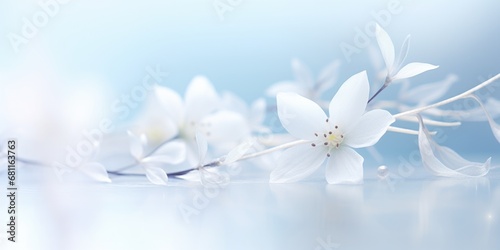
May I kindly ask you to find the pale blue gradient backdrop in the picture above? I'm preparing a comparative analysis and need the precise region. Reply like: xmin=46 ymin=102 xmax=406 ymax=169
xmin=1 ymin=2 xmax=500 ymax=250
xmin=1 ymin=0 xmax=499 ymax=157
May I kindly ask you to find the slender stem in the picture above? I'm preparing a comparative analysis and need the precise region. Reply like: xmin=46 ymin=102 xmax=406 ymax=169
xmin=0 ymin=157 xmax=46 ymax=174
xmin=14 ymin=137 xmax=308 ymax=179
xmin=107 ymin=167 xmax=196 ymax=178
xmin=239 ymin=139 xmax=309 ymax=161
xmin=387 ymin=126 xmax=419 ymax=135
xmin=396 ymin=116 xmax=461 ymax=127
xmin=106 ymin=171 xmax=143 ymax=177
xmin=387 ymin=126 xmax=436 ymax=135
xmin=113 ymin=136 xmax=179 ymax=172
xmin=112 ymin=162 xmax=139 ymax=172
xmin=368 ymin=77 xmax=391 ymax=103
xmin=17 ymin=157 xmax=45 ymax=165
xmin=110 ymin=139 xmax=310 ymax=177
xmin=393 ymin=73 xmax=500 ymax=118
xmin=195 ymin=139 xmax=309 ymax=170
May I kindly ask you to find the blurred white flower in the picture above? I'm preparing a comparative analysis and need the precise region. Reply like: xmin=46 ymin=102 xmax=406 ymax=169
xmin=375 ymin=24 xmax=438 ymax=83
xmin=177 ymin=132 xmax=226 ymax=184
xmin=398 ymin=74 xmax=458 ymax=107
xmin=266 ymin=58 xmax=341 ymax=105
xmin=271 ymin=71 xmax=395 ymax=184
xmin=133 ymin=76 xmax=249 ymax=166
xmin=417 ymin=115 xmax=491 ymax=177
xmin=221 ymin=92 xmax=268 ymax=134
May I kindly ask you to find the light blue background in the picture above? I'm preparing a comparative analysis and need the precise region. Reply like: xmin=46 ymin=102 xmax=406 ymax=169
xmin=1 ymin=0 xmax=499 ymax=157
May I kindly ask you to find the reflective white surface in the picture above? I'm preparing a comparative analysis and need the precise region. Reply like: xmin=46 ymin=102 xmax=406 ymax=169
xmin=1 ymin=163 xmax=499 ymax=250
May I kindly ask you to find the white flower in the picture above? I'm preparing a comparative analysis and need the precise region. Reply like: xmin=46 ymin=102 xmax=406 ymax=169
xmin=221 ymin=92 xmax=268 ymax=135
xmin=178 ymin=130 xmax=254 ymax=184
xmin=271 ymin=71 xmax=395 ymax=184
xmin=375 ymin=24 xmax=438 ymax=82
xmin=266 ymin=59 xmax=341 ymax=104
xmin=135 ymin=76 xmax=249 ymax=166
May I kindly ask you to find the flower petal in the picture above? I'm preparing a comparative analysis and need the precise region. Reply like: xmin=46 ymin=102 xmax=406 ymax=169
xmin=142 ymin=140 xmax=186 ymax=165
xmin=393 ymin=34 xmax=411 ymax=73
xmin=200 ymin=110 xmax=250 ymax=144
xmin=344 ymin=109 xmax=395 ymax=148
xmin=399 ymin=74 xmax=458 ymax=105
xmin=375 ymin=24 xmax=395 ymax=73
xmin=292 ymin=58 xmax=314 ymax=87
xmin=270 ymin=143 xmax=327 ymax=183
xmin=277 ymin=92 xmax=327 ymax=140
xmin=325 ymin=147 xmax=364 ymax=184
xmin=143 ymin=165 xmax=169 ymax=185
xmin=127 ymin=130 xmax=144 ymax=160
xmin=195 ymin=131 xmax=208 ymax=164
xmin=329 ymin=71 xmax=369 ymax=128
xmin=176 ymin=170 xmax=201 ymax=182
xmin=468 ymin=95 xmax=500 ymax=142
xmin=185 ymin=141 xmax=200 ymax=166
xmin=184 ymin=76 xmax=220 ymax=123
xmin=134 ymin=93 xmax=179 ymax=144
xmin=80 ymin=162 xmax=111 ymax=183
xmin=154 ymin=85 xmax=184 ymax=126
xmin=392 ymin=63 xmax=439 ymax=81
xmin=221 ymin=91 xmax=248 ymax=115
xmin=223 ymin=138 xmax=255 ymax=164
xmin=417 ymin=115 xmax=490 ymax=177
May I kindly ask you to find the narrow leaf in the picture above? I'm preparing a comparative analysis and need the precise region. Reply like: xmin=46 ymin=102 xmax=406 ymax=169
xmin=375 ymin=23 xmax=395 ymax=74
xmin=81 ymin=162 xmax=111 ymax=183
xmin=196 ymin=131 xmax=208 ymax=164
xmin=223 ymin=139 xmax=255 ymax=164
xmin=393 ymin=35 xmax=411 ymax=73
xmin=127 ymin=130 xmax=144 ymax=160
xmin=468 ymin=95 xmax=500 ymax=142
xmin=142 ymin=140 xmax=186 ymax=164
xmin=144 ymin=166 xmax=169 ymax=185
xmin=417 ymin=115 xmax=490 ymax=177
xmin=392 ymin=62 xmax=439 ymax=81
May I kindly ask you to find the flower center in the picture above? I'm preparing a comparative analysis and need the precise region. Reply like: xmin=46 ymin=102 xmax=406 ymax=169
xmin=326 ymin=132 xmax=343 ymax=145
xmin=311 ymin=121 xmax=345 ymax=157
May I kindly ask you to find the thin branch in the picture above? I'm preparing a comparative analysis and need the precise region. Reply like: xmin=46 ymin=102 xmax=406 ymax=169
xmin=368 ymin=77 xmax=391 ymax=103
xmin=239 ymin=139 xmax=308 ymax=161
xmin=396 ymin=116 xmax=461 ymax=127
xmin=387 ymin=126 xmax=437 ymax=135
xmin=393 ymin=74 xmax=500 ymax=118
xmin=387 ymin=126 xmax=419 ymax=135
